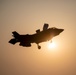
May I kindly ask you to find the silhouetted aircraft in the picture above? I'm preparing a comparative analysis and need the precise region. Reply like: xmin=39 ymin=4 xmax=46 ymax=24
xmin=9 ymin=23 xmax=64 ymax=49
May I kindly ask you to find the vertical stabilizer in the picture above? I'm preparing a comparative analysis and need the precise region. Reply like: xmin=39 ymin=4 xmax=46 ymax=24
xmin=12 ymin=31 xmax=19 ymax=38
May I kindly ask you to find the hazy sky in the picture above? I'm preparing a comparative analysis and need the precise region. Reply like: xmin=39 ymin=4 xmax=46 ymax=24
xmin=0 ymin=0 xmax=76 ymax=75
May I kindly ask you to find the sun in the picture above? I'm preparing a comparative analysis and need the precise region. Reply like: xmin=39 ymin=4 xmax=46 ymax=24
xmin=47 ymin=41 xmax=56 ymax=49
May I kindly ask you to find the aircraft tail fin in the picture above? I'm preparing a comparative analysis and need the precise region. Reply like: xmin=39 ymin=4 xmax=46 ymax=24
xmin=12 ymin=31 xmax=19 ymax=38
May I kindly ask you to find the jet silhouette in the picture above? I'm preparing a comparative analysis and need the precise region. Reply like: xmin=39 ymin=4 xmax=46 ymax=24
xmin=9 ymin=23 xmax=64 ymax=49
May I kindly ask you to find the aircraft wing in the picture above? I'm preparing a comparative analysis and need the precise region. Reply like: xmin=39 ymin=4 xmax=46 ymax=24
xmin=19 ymin=42 xmax=31 ymax=47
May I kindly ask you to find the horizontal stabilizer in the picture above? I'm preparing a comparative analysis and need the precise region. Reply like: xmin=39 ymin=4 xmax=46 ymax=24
xmin=9 ymin=39 xmax=17 ymax=44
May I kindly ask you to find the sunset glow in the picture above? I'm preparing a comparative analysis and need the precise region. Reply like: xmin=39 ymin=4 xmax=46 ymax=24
xmin=1 ymin=0 xmax=76 ymax=75
xmin=47 ymin=41 xmax=57 ymax=49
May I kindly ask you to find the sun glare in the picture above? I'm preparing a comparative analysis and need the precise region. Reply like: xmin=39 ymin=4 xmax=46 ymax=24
xmin=47 ymin=41 xmax=57 ymax=49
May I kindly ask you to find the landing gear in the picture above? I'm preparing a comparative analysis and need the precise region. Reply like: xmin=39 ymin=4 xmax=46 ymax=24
xmin=37 ymin=44 xmax=41 ymax=49
xmin=38 ymin=45 xmax=41 ymax=49
xmin=50 ymin=40 xmax=52 ymax=43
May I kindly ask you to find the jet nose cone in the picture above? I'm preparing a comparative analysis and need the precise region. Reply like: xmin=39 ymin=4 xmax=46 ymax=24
xmin=60 ymin=29 xmax=64 ymax=32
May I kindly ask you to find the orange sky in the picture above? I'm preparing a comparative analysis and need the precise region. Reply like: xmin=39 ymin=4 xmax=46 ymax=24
xmin=0 ymin=0 xmax=76 ymax=75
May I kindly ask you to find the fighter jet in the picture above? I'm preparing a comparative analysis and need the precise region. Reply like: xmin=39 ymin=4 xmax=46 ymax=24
xmin=9 ymin=23 xmax=64 ymax=49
